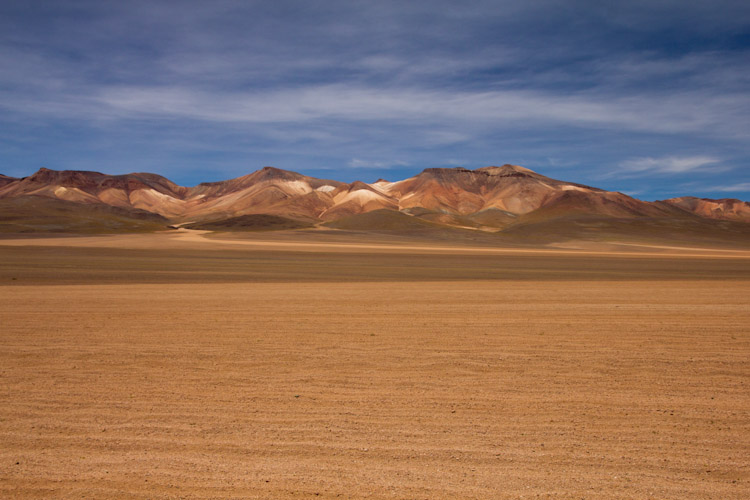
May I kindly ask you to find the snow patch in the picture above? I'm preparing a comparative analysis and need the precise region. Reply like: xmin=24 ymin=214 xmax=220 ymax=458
xmin=316 ymin=185 xmax=336 ymax=193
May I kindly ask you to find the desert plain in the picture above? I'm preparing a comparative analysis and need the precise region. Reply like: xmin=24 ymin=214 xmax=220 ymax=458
xmin=0 ymin=229 xmax=749 ymax=499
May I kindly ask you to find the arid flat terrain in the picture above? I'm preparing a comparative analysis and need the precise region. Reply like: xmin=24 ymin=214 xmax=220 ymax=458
xmin=1 ymin=232 xmax=748 ymax=498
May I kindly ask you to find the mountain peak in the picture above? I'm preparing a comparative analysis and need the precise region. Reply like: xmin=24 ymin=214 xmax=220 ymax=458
xmin=27 ymin=167 xmax=106 ymax=184
xmin=420 ymin=167 xmax=473 ymax=177
xmin=418 ymin=165 xmax=539 ymax=178
xmin=476 ymin=164 xmax=537 ymax=176
xmin=255 ymin=166 xmax=303 ymax=180
xmin=349 ymin=180 xmax=372 ymax=190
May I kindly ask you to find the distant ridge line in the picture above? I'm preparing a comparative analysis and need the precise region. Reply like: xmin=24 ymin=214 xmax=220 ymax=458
xmin=0 ymin=166 xmax=748 ymax=233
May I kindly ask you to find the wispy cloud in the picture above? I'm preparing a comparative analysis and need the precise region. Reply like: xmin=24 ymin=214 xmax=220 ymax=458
xmin=619 ymin=156 xmax=725 ymax=175
xmin=348 ymin=158 xmax=409 ymax=169
xmin=620 ymin=190 xmax=645 ymax=197
xmin=2 ymin=84 xmax=747 ymax=144
xmin=702 ymin=183 xmax=750 ymax=193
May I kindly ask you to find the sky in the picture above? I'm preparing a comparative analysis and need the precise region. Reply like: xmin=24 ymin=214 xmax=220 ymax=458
xmin=0 ymin=0 xmax=748 ymax=200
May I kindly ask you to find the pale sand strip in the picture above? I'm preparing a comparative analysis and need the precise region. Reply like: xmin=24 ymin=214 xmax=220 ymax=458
xmin=1 ymin=228 xmax=748 ymax=259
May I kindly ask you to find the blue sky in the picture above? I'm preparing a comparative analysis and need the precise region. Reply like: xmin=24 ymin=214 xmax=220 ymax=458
xmin=0 ymin=0 xmax=748 ymax=200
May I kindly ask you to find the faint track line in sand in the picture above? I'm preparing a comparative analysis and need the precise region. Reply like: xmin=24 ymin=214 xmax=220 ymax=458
xmin=0 ymin=228 xmax=748 ymax=259
xmin=171 ymin=228 xmax=750 ymax=259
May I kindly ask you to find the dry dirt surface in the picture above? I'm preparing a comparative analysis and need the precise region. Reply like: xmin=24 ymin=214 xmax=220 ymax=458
xmin=0 ymin=233 xmax=749 ymax=499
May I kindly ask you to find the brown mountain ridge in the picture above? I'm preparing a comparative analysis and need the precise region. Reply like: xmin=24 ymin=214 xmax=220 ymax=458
xmin=1 ymin=165 xmax=748 ymax=245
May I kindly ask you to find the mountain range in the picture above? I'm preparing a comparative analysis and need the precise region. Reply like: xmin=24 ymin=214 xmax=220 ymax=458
xmin=1 ymin=165 xmax=748 ymax=244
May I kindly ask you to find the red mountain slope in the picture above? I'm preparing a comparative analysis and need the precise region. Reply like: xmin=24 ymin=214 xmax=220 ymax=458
xmin=1 ymin=166 xmax=747 ymax=234
xmin=662 ymin=197 xmax=750 ymax=222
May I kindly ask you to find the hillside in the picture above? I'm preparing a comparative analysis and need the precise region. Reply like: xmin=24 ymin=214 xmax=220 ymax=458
xmin=1 ymin=165 xmax=747 ymax=245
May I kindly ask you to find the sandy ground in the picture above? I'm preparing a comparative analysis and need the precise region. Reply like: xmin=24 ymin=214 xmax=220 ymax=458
xmin=0 ymin=233 xmax=749 ymax=498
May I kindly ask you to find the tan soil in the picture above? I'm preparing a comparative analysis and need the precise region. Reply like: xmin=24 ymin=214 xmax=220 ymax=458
xmin=0 ymin=235 xmax=748 ymax=498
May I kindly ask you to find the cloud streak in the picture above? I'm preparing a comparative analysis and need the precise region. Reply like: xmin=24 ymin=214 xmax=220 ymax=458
xmin=702 ymin=183 xmax=750 ymax=193
xmin=2 ymin=83 xmax=747 ymax=144
xmin=619 ymin=156 xmax=725 ymax=175
xmin=348 ymin=159 xmax=410 ymax=169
